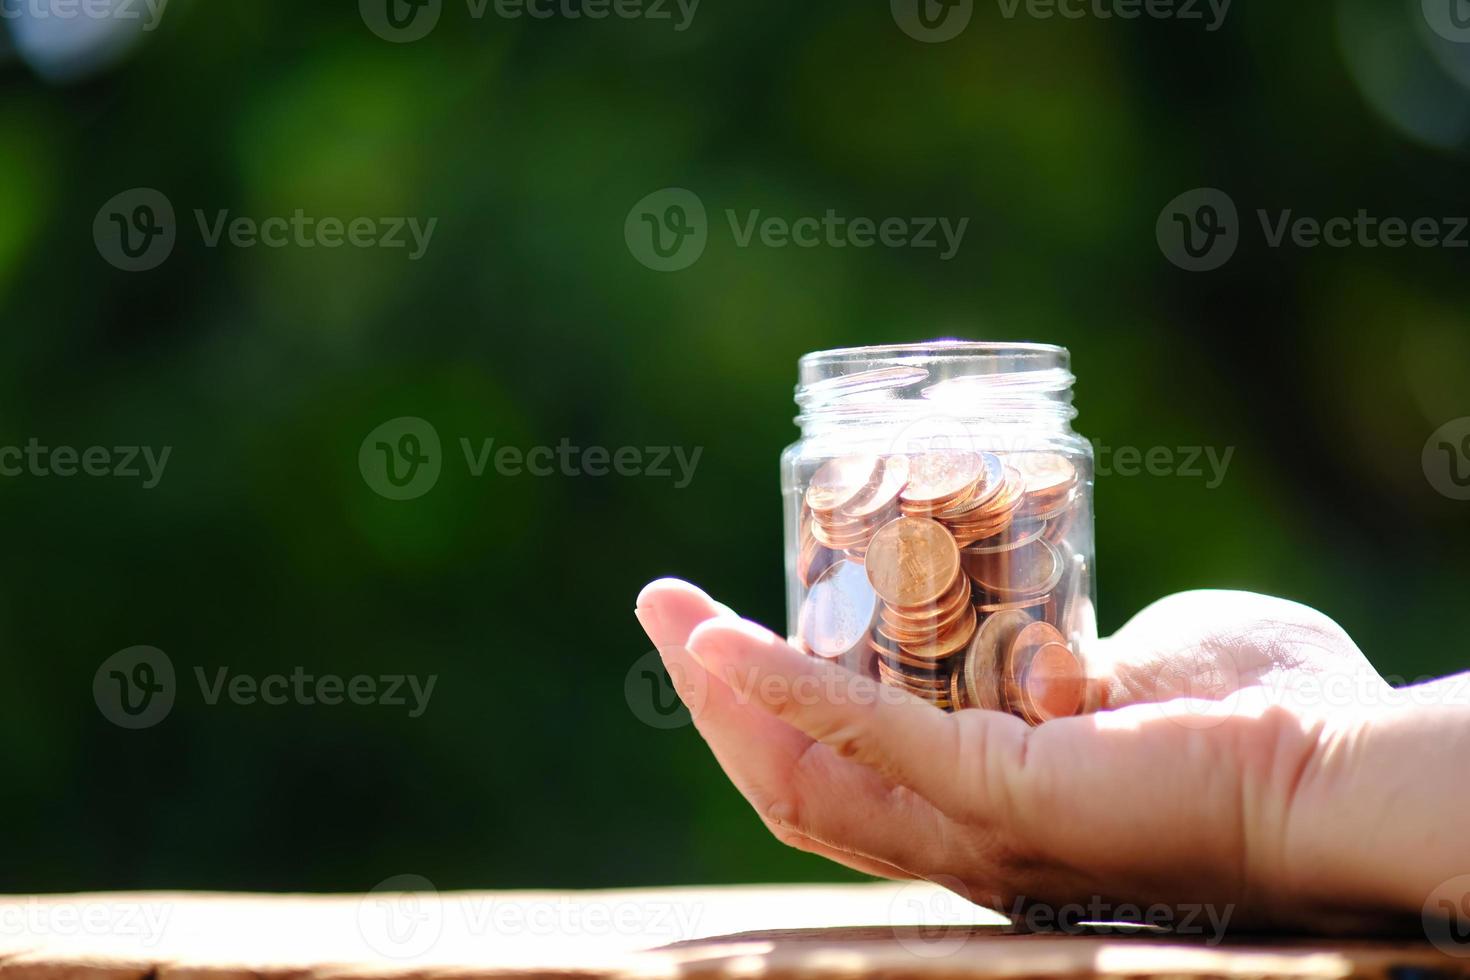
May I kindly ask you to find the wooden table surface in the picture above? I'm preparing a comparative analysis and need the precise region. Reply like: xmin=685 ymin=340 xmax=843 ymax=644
xmin=2 ymin=883 xmax=1464 ymax=980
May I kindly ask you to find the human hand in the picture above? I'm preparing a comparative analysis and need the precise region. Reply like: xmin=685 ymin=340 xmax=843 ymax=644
xmin=634 ymin=579 xmax=1433 ymax=933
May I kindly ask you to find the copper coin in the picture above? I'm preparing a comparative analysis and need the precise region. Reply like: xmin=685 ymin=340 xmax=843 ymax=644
xmin=1017 ymin=641 xmax=1085 ymax=723
xmin=900 ymin=605 xmax=977 ymax=661
xmin=962 ymin=608 xmax=1034 ymax=713
xmin=882 ymin=578 xmax=971 ymax=635
xmin=968 ymin=538 xmax=1062 ymax=599
xmin=949 ymin=664 xmax=966 ymax=710
xmin=932 ymin=452 xmax=1005 ymax=518
xmin=1016 ymin=452 xmax=1077 ymax=497
xmin=1005 ymin=620 xmax=1068 ymax=691
xmin=884 ymin=566 xmax=967 ymax=618
xmin=963 ymin=518 xmax=1046 ymax=556
xmin=806 ymin=455 xmax=882 ymax=514
xmin=799 ymin=559 xmax=878 ymax=659
xmin=798 ymin=536 xmax=838 ymax=588
xmin=864 ymin=517 xmax=960 ymax=608
xmin=846 ymin=455 xmax=911 ymax=521
xmin=899 ymin=452 xmax=985 ymax=510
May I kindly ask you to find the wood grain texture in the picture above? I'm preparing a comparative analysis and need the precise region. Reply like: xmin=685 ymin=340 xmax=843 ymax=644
xmin=1 ymin=884 xmax=1463 ymax=980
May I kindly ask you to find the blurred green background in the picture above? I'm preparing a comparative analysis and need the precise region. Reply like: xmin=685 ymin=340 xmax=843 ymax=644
xmin=0 ymin=0 xmax=1467 ymax=893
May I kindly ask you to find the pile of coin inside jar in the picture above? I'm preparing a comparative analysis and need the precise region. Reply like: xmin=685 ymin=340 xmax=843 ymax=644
xmin=796 ymin=450 xmax=1091 ymax=725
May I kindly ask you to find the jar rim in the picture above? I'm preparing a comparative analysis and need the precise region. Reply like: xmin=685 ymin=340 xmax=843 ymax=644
xmin=799 ymin=340 xmax=1067 ymax=366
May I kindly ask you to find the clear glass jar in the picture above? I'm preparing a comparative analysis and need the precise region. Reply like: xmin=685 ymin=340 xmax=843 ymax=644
xmin=781 ymin=341 xmax=1097 ymax=725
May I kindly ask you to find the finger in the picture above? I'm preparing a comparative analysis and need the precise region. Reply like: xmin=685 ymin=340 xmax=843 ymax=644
xmin=685 ymin=615 xmax=1032 ymax=825
xmin=635 ymin=580 xmax=926 ymax=879
xmin=1097 ymin=590 xmax=1384 ymax=711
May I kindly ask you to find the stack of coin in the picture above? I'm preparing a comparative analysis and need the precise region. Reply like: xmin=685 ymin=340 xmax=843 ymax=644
xmin=950 ymin=615 xmax=1086 ymax=723
xmin=863 ymin=516 xmax=975 ymax=707
xmin=1013 ymin=452 xmax=1079 ymax=545
xmin=804 ymin=455 xmax=909 ymax=561
xmin=792 ymin=449 xmax=1091 ymax=726
xmin=898 ymin=451 xmax=1025 ymax=548
xmin=796 ymin=505 xmax=838 ymax=588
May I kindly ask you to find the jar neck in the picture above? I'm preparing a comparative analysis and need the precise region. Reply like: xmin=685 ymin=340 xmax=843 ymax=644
xmin=793 ymin=341 xmax=1078 ymax=447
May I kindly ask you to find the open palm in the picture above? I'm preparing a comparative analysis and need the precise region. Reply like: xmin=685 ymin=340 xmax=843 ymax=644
xmin=635 ymin=579 xmax=1391 ymax=932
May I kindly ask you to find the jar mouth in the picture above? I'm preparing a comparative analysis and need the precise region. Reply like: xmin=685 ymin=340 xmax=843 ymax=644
xmin=795 ymin=339 xmax=1076 ymax=436
xmin=799 ymin=340 xmax=1067 ymax=370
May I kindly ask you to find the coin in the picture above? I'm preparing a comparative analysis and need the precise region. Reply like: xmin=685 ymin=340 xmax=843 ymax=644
xmin=1020 ymin=642 xmax=1085 ymax=723
xmin=962 ymin=517 xmax=1046 ymax=556
xmin=864 ymin=516 xmax=960 ymax=607
xmin=931 ymin=452 xmax=1005 ymax=519
xmin=961 ymin=608 xmax=1034 ymax=712
xmin=1015 ymin=452 xmax=1077 ymax=498
xmin=965 ymin=538 xmax=1062 ymax=600
xmin=898 ymin=605 xmax=977 ymax=661
xmin=846 ymin=455 xmax=911 ymax=521
xmin=899 ymin=452 xmax=985 ymax=512
xmin=1003 ymin=621 xmax=1071 ymax=719
xmin=799 ymin=559 xmax=879 ymax=659
xmin=807 ymin=455 xmax=882 ymax=514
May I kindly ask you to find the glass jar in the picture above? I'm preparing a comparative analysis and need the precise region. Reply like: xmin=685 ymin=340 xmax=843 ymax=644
xmin=781 ymin=341 xmax=1097 ymax=725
